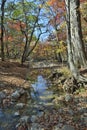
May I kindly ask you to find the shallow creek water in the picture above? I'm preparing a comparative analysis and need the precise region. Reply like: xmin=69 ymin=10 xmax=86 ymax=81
xmin=31 ymin=75 xmax=54 ymax=104
xmin=0 ymin=75 xmax=58 ymax=130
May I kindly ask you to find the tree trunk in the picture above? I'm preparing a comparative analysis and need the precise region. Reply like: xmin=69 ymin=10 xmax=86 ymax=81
xmin=65 ymin=0 xmax=79 ymax=79
xmin=0 ymin=0 xmax=6 ymax=61
xmin=21 ymin=34 xmax=28 ymax=64
xmin=65 ymin=0 xmax=87 ymax=82
xmin=5 ymin=30 xmax=9 ymax=58
xmin=55 ymin=30 xmax=62 ymax=62
xmin=70 ymin=0 xmax=87 ymax=67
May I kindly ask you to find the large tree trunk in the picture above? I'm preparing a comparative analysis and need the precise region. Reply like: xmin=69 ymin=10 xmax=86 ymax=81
xmin=65 ymin=0 xmax=87 ymax=82
xmin=70 ymin=0 xmax=87 ymax=67
xmin=65 ymin=0 xmax=79 ymax=79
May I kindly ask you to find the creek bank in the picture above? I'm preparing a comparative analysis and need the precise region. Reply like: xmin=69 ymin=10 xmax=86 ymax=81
xmin=0 ymin=73 xmax=87 ymax=130
xmin=48 ymin=69 xmax=87 ymax=94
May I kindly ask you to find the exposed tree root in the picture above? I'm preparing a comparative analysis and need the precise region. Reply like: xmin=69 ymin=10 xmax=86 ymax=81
xmin=48 ymin=70 xmax=87 ymax=94
xmin=78 ymin=75 xmax=87 ymax=83
xmin=63 ymin=75 xmax=87 ymax=93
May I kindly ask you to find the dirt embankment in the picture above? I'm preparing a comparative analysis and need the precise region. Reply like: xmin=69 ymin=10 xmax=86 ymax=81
xmin=0 ymin=61 xmax=31 ymax=92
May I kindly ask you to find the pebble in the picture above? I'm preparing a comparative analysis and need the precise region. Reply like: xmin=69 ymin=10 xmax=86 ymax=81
xmin=62 ymin=125 xmax=75 ymax=130
xmin=30 ymin=123 xmax=42 ymax=130
xmin=20 ymin=116 xmax=31 ymax=123
xmin=68 ymin=109 xmax=74 ymax=116
xmin=65 ymin=94 xmax=73 ymax=102
xmin=16 ymin=103 xmax=25 ymax=109
xmin=18 ymin=88 xmax=25 ymax=95
xmin=11 ymin=91 xmax=20 ymax=99
xmin=31 ymin=115 xmax=37 ymax=122
xmin=14 ymin=112 xmax=20 ymax=117
xmin=0 ymin=92 xmax=6 ymax=99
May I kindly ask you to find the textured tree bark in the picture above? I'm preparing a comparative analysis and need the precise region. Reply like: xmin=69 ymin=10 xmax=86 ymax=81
xmin=65 ymin=0 xmax=79 ymax=79
xmin=70 ymin=0 xmax=87 ymax=67
xmin=65 ymin=0 xmax=87 ymax=82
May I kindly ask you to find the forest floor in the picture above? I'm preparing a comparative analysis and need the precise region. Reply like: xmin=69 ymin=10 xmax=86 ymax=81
xmin=0 ymin=60 xmax=87 ymax=130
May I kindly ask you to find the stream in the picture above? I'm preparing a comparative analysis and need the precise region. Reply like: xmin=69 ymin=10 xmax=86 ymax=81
xmin=0 ymin=75 xmax=58 ymax=130
xmin=31 ymin=75 xmax=54 ymax=105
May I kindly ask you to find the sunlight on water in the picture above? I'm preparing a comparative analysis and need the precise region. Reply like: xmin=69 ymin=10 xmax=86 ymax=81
xmin=31 ymin=75 xmax=47 ymax=95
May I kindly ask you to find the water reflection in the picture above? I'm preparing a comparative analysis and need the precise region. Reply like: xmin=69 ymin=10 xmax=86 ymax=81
xmin=31 ymin=75 xmax=54 ymax=103
xmin=31 ymin=75 xmax=47 ymax=96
